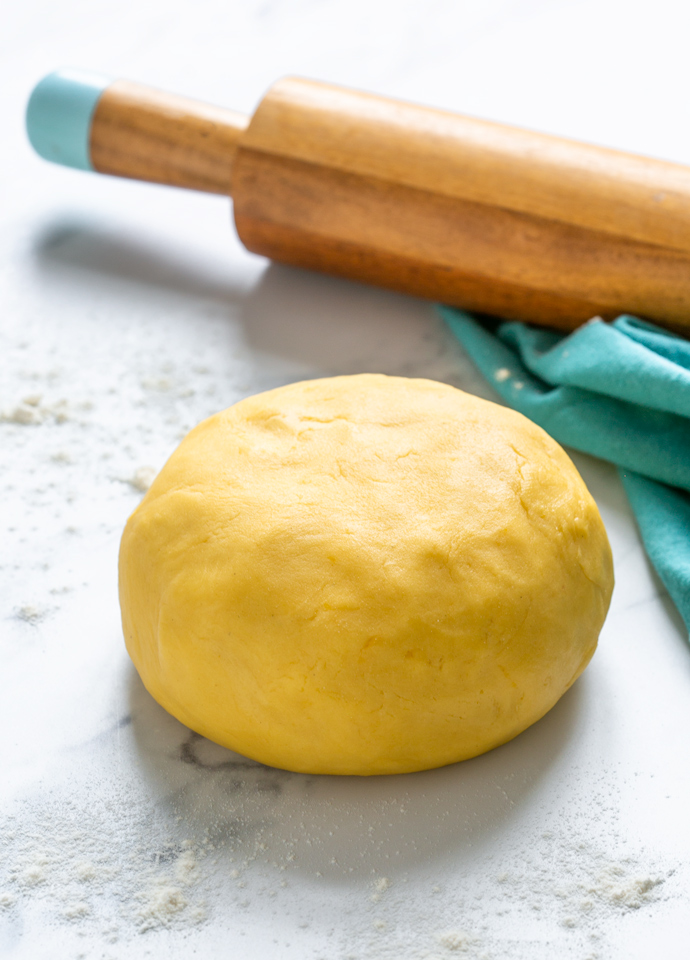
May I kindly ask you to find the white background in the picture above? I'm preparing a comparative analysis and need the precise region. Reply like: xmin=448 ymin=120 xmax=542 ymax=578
xmin=2 ymin=1 xmax=689 ymax=958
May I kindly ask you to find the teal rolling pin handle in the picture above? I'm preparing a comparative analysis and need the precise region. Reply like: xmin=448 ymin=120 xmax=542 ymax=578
xmin=26 ymin=68 xmax=113 ymax=171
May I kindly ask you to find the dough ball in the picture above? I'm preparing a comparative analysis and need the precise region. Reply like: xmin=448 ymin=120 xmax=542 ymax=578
xmin=119 ymin=374 xmax=613 ymax=775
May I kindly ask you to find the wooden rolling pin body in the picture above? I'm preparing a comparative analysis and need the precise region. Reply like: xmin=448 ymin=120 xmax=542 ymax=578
xmin=89 ymin=77 xmax=690 ymax=330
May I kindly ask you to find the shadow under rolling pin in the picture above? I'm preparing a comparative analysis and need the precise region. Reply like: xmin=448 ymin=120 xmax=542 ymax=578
xmin=26 ymin=68 xmax=690 ymax=332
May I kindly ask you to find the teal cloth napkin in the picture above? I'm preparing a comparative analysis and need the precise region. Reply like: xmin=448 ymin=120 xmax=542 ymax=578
xmin=438 ymin=307 xmax=690 ymax=632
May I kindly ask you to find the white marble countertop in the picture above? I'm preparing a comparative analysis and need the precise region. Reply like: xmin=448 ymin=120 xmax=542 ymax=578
xmin=2 ymin=1 xmax=690 ymax=957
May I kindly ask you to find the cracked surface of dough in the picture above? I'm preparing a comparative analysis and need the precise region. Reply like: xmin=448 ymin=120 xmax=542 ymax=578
xmin=119 ymin=374 xmax=613 ymax=775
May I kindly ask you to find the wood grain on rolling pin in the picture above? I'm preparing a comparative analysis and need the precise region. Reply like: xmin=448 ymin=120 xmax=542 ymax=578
xmin=90 ymin=80 xmax=248 ymax=195
xmin=86 ymin=75 xmax=690 ymax=329
xmin=234 ymin=78 xmax=690 ymax=328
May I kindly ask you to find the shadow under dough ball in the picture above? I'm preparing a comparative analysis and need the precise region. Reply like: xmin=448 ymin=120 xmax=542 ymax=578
xmin=119 ymin=374 xmax=613 ymax=775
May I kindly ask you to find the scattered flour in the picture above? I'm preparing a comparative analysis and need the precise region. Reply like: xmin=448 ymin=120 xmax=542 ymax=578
xmin=64 ymin=900 xmax=91 ymax=919
xmin=371 ymin=876 xmax=391 ymax=902
xmin=135 ymin=847 xmax=207 ymax=932
xmin=0 ymin=765 xmax=679 ymax=960
xmin=74 ymin=860 xmax=96 ymax=881
xmin=15 ymin=604 xmax=46 ymax=623
xmin=481 ymin=832 xmax=671 ymax=949
xmin=20 ymin=857 xmax=50 ymax=886
xmin=136 ymin=879 xmax=189 ymax=932
xmin=0 ymin=799 xmax=208 ymax=938
xmin=1 ymin=396 xmax=69 ymax=425
xmin=127 ymin=465 xmax=158 ymax=492
xmin=3 ymin=403 xmax=43 ymax=425
xmin=439 ymin=929 xmax=474 ymax=951
xmin=584 ymin=866 xmax=665 ymax=911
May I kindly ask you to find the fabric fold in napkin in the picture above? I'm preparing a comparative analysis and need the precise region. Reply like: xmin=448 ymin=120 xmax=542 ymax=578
xmin=439 ymin=307 xmax=690 ymax=632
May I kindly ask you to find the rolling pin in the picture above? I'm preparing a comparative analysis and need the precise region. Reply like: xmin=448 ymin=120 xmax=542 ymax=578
xmin=26 ymin=68 xmax=690 ymax=332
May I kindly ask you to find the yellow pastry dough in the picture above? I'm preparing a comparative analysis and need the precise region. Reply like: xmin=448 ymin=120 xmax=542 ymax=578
xmin=119 ymin=375 xmax=613 ymax=775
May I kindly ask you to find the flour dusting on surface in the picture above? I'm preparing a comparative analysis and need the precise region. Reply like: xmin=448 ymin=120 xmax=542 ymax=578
xmin=439 ymin=929 xmax=474 ymax=951
xmin=0 ymin=716 xmax=682 ymax=960
xmin=126 ymin=465 xmax=158 ymax=492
